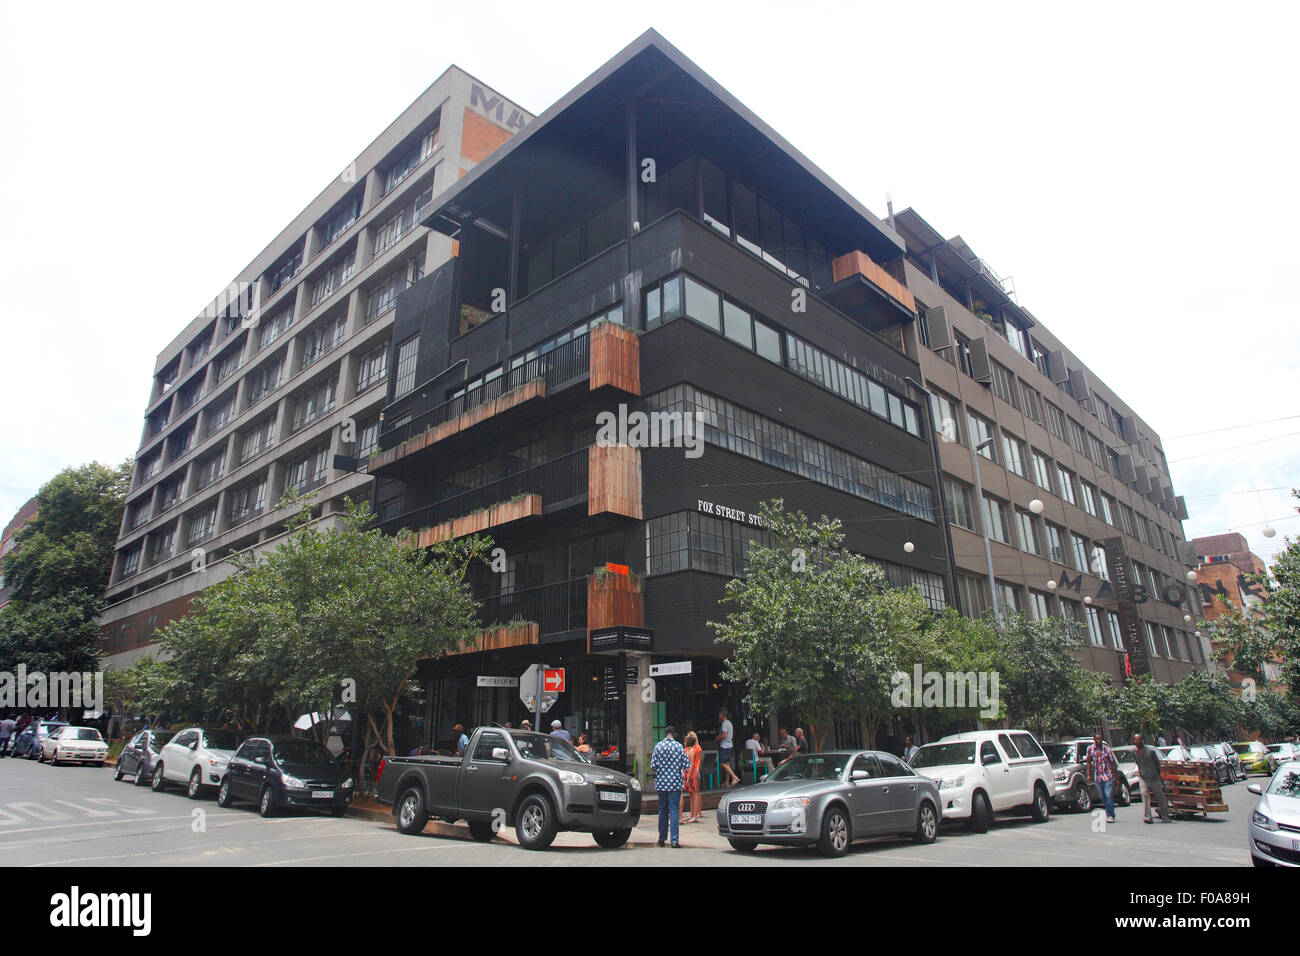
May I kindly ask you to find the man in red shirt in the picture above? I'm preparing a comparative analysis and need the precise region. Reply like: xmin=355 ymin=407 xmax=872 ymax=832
xmin=1085 ymin=733 xmax=1119 ymax=823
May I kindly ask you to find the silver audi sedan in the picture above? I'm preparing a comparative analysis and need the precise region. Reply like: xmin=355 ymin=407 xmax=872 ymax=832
xmin=715 ymin=750 xmax=942 ymax=857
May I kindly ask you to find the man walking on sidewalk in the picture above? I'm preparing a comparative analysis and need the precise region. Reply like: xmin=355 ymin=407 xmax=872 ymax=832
xmin=1133 ymin=733 xmax=1173 ymax=823
xmin=0 ymin=715 xmax=14 ymax=758
xmin=1085 ymin=733 xmax=1118 ymax=823
xmin=650 ymin=726 xmax=689 ymax=848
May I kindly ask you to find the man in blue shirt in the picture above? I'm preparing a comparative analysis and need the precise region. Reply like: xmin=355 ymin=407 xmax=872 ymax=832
xmin=453 ymin=723 xmax=469 ymax=756
xmin=549 ymin=719 xmax=572 ymax=743
xmin=650 ymin=726 xmax=689 ymax=848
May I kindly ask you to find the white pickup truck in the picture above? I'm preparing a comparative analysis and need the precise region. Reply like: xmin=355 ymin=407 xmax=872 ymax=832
xmin=908 ymin=730 xmax=1055 ymax=832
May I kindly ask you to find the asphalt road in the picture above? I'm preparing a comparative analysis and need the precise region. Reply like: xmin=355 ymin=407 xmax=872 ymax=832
xmin=0 ymin=756 xmax=1260 ymax=866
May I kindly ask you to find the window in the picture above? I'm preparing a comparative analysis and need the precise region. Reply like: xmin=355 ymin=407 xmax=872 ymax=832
xmin=1080 ymin=481 xmax=1098 ymax=517
xmin=148 ymin=527 xmax=175 ymax=566
xmin=943 ymin=478 xmax=976 ymax=531
xmin=245 ymin=357 xmax=284 ymax=406
xmin=257 ymin=306 xmax=294 ymax=350
xmin=120 ymin=545 xmax=141 ymax=577
xmin=957 ymin=574 xmax=990 ymax=618
xmin=683 ymin=276 xmax=720 ymax=331
xmin=268 ymin=250 xmax=303 ymax=294
xmin=187 ymin=505 xmax=217 ymax=545
xmin=355 ymin=418 xmax=381 ymax=458
xmin=1145 ymin=621 xmax=1162 ymax=657
xmin=240 ymin=418 xmax=276 ymax=463
xmin=1044 ymin=400 xmax=1067 ymax=440
xmin=1163 ymin=626 xmax=1182 ymax=661
xmin=1067 ymin=417 xmax=1089 ymax=454
xmin=158 ymin=477 xmax=183 ymax=512
xmin=373 ymin=188 xmax=432 ymax=256
xmin=1091 ymin=545 xmax=1110 ymax=581
xmin=646 ymin=511 xmax=770 ymax=578
xmin=929 ymin=390 xmax=963 ymax=445
xmin=1099 ymin=493 xmax=1116 ymax=526
xmin=285 ymin=445 xmax=330 ymax=493
xmin=1085 ymin=606 xmax=1104 ymax=646
xmin=954 ymin=333 xmax=974 ymax=377
xmin=472 ymin=732 xmax=509 ymax=762
xmin=383 ymin=128 xmax=438 ymax=194
xmin=1057 ymin=466 xmax=1076 ymax=505
xmin=990 ymin=361 xmax=1020 ymax=410
xmin=321 ymin=196 xmax=361 ymax=248
xmin=212 ymin=349 xmax=241 ymax=385
xmin=207 ymin=394 xmax=235 ymax=436
xmin=394 ymin=336 xmax=419 ymax=398
xmin=722 ymin=300 xmax=752 ymax=348
xmin=1106 ymin=612 xmax=1123 ymax=650
xmin=981 ymin=494 xmax=1011 ymax=545
xmin=311 ymin=252 xmax=356 ymax=307
xmin=1027 ymin=589 xmax=1052 ymax=621
xmin=967 ymin=412 xmax=997 ymax=460
xmin=302 ymin=316 xmax=346 ymax=368
xmin=356 ymin=342 xmax=389 ymax=392
xmin=194 ymin=453 xmax=224 ymax=491
xmin=1046 ymin=522 xmax=1066 ymax=564
xmin=1119 ymin=503 xmax=1137 ymax=537
xmin=291 ymin=376 xmax=337 ymax=432
xmin=1016 ymin=509 xmax=1042 ymax=555
xmin=1002 ymin=433 xmax=1027 ymax=478
xmin=1030 ymin=449 xmax=1053 ymax=492
xmin=1070 ymin=533 xmax=1089 ymax=572
xmin=227 ymin=480 xmax=267 ymax=526
xmin=1020 ymin=380 xmax=1042 ymax=423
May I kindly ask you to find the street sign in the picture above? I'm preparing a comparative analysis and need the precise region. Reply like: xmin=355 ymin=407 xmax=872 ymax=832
xmin=543 ymin=668 xmax=565 ymax=692
xmin=649 ymin=661 xmax=692 ymax=677
xmin=519 ymin=664 xmax=559 ymax=713
xmin=477 ymin=675 xmax=518 ymax=688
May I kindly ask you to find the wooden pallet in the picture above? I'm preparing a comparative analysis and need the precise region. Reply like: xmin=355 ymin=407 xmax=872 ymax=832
xmin=1160 ymin=760 xmax=1228 ymax=814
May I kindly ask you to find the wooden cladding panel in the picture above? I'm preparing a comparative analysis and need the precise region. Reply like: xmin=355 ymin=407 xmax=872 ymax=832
xmin=587 ymin=444 xmax=643 ymax=519
xmin=590 ymin=320 xmax=641 ymax=395
xmin=831 ymin=250 xmax=916 ymax=314
xmin=586 ymin=572 xmax=645 ymax=639
xmin=444 ymin=621 xmax=539 ymax=658
xmin=415 ymin=494 xmax=542 ymax=546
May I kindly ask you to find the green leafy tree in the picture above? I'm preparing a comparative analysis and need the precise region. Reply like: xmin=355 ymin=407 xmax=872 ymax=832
xmin=1250 ymin=493 xmax=1300 ymax=698
xmin=1205 ymin=596 xmax=1278 ymax=685
xmin=996 ymin=612 xmax=1108 ymax=739
xmin=1106 ymin=674 xmax=1176 ymax=741
xmin=1169 ymin=670 xmax=1244 ymax=740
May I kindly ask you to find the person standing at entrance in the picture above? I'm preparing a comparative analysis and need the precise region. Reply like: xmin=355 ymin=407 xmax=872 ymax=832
xmin=1085 ymin=733 xmax=1118 ymax=823
xmin=1133 ymin=734 xmax=1173 ymax=824
xmin=716 ymin=709 xmax=740 ymax=787
xmin=651 ymin=726 xmax=689 ymax=847
xmin=682 ymin=731 xmax=703 ymax=823
xmin=453 ymin=724 xmax=469 ymax=756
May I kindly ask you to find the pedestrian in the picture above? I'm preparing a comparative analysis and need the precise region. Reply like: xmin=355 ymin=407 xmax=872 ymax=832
xmin=716 ymin=709 xmax=740 ymax=787
xmin=902 ymin=736 xmax=919 ymax=762
xmin=794 ymin=728 xmax=810 ymax=754
xmin=0 ymin=715 xmax=14 ymax=758
xmin=1085 ymin=732 xmax=1118 ymax=823
xmin=650 ymin=725 xmax=689 ymax=848
xmin=504 ymin=722 xmax=513 ymax=730
xmin=549 ymin=719 xmax=572 ymax=743
xmin=520 ymin=719 xmax=532 ymax=731
xmin=453 ymin=723 xmax=469 ymax=756
xmin=682 ymin=731 xmax=703 ymax=823
xmin=1156 ymin=734 xmax=1166 ymax=747
xmin=1132 ymin=733 xmax=1173 ymax=824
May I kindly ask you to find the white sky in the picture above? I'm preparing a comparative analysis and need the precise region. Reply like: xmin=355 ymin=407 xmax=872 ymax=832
xmin=1 ymin=1 xmax=1296 ymax=562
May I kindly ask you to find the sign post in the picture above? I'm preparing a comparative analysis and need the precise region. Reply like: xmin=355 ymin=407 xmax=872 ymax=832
xmin=519 ymin=664 xmax=561 ymax=729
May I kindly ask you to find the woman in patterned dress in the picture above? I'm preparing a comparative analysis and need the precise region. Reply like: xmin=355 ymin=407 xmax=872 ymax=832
xmin=683 ymin=731 xmax=703 ymax=823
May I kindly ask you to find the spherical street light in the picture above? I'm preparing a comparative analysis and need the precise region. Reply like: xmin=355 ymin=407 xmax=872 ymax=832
xmin=1186 ymin=570 xmax=1198 ymax=583
xmin=1029 ymin=499 xmax=1044 ymax=515
xmin=903 ymin=542 xmax=915 ymax=553
xmin=1047 ymin=580 xmax=1057 ymax=590
xmin=1195 ymin=630 xmax=1202 ymax=637
xmin=1084 ymin=596 xmax=1093 ymax=605
xmin=1184 ymin=614 xmax=1193 ymax=622
xmin=1263 ymin=525 xmax=1277 ymax=538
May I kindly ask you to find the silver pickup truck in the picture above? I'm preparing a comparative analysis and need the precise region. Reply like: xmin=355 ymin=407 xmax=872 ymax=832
xmin=375 ymin=727 xmax=642 ymax=850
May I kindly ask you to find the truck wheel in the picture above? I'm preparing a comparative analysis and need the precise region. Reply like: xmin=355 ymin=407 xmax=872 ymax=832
xmin=913 ymin=801 xmax=938 ymax=844
xmin=967 ymin=792 xmax=992 ymax=833
xmin=817 ymin=805 xmax=851 ymax=857
xmin=515 ymin=794 xmax=557 ymax=850
xmin=468 ymin=820 xmax=496 ymax=842
xmin=593 ymin=828 xmax=631 ymax=849
xmin=1030 ymin=784 xmax=1051 ymax=823
xmin=728 ymin=838 xmax=758 ymax=853
xmin=395 ymin=786 xmax=427 ymax=835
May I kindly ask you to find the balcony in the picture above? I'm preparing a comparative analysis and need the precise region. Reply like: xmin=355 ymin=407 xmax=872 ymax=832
xmin=464 ymin=570 xmax=645 ymax=646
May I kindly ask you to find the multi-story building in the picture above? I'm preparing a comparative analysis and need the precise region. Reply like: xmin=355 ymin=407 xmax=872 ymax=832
xmin=0 ymin=496 xmax=38 ymax=609
xmin=98 ymin=68 xmax=531 ymax=665
xmin=894 ymin=208 xmax=1206 ymax=684
xmin=1192 ymin=532 xmax=1280 ymax=686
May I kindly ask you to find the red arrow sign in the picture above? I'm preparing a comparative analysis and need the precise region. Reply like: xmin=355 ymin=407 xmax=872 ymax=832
xmin=543 ymin=668 xmax=565 ymax=693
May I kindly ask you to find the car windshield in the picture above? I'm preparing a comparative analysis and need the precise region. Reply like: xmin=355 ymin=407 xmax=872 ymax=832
xmin=202 ymin=730 xmax=247 ymax=751
xmin=1113 ymin=747 xmax=1136 ymax=763
xmin=1268 ymin=768 xmax=1300 ymax=797
xmin=510 ymin=732 xmax=583 ymax=763
xmin=1044 ymin=744 xmax=1075 ymax=765
xmin=1189 ymin=747 xmax=1213 ymax=760
xmin=272 ymin=740 xmax=336 ymax=766
xmin=1234 ymin=742 xmax=1264 ymax=755
xmin=911 ymin=742 xmax=977 ymax=768
xmin=71 ymin=729 xmax=103 ymax=741
xmin=146 ymin=732 xmax=174 ymax=752
xmin=765 ymin=754 xmax=848 ymax=781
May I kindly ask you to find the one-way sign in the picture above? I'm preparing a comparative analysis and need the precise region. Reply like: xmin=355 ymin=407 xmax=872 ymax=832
xmin=519 ymin=663 xmax=560 ymax=713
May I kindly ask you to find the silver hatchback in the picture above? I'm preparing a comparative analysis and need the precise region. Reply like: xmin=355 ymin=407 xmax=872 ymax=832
xmin=716 ymin=750 xmax=942 ymax=857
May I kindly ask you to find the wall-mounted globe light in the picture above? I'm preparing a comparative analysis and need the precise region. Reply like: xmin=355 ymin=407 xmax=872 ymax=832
xmin=903 ymin=542 xmax=915 ymax=553
xmin=1029 ymin=499 xmax=1044 ymax=515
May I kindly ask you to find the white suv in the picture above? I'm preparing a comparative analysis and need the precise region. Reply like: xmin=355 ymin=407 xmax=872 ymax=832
xmin=909 ymin=730 xmax=1055 ymax=832
xmin=153 ymin=727 xmax=248 ymax=798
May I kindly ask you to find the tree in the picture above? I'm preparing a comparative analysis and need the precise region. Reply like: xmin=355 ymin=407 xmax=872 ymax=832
xmin=996 ymin=612 xmax=1108 ymax=739
xmin=711 ymin=499 xmax=908 ymax=750
xmin=102 ymin=655 xmax=172 ymax=739
xmin=1169 ymin=670 xmax=1244 ymax=740
xmin=1251 ymin=492 xmax=1300 ymax=698
xmin=1107 ymin=674 xmax=1176 ymax=741
xmin=1205 ymin=596 xmax=1277 ymax=685
xmin=1243 ymin=687 xmax=1299 ymax=740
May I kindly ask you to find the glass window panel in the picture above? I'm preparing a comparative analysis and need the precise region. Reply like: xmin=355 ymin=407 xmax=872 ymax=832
xmin=722 ymin=301 xmax=752 ymax=348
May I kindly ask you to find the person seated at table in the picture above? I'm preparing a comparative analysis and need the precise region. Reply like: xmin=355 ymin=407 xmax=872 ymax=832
xmin=778 ymin=728 xmax=798 ymax=763
xmin=575 ymin=733 xmax=592 ymax=756
xmin=745 ymin=732 xmax=774 ymax=773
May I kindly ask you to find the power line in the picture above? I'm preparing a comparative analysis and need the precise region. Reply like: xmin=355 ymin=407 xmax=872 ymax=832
xmin=1165 ymin=414 xmax=1300 ymax=441
xmin=1167 ymin=431 xmax=1300 ymax=464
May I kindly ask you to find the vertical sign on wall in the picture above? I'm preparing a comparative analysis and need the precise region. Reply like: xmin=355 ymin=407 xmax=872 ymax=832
xmin=1102 ymin=536 xmax=1151 ymax=678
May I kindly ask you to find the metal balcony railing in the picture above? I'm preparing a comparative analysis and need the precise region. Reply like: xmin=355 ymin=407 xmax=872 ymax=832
xmin=478 ymin=576 xmax=589 ymax=636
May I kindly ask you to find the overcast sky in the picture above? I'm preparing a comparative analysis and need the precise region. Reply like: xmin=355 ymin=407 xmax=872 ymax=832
xmin=1 ymin=1 xmax=1295 ymax=562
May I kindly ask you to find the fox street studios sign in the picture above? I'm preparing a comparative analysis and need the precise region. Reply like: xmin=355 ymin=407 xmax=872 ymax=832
xmin=1100 ymin=537 xmax=1151 ymax=678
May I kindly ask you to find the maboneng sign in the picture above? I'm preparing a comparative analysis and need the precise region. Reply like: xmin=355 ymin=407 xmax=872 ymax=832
xmin=1102 ymin=537 xmax=1151 ymax=678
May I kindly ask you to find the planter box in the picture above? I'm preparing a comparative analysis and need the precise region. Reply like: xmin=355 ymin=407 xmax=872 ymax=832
xmin=831 ymin=250 xmax=916 ymax=314
xmin=588 ymin=444 xmax=642 ymax=519
xmin=587 ymin=571 xmax=644 ymax=642
xmin=590 ymin=320 xmax=640 ymax=395
xmin=415 ymin=494 xmax=543 ymax=546
xmin=448 ymin=621 xmax=539 ymax=657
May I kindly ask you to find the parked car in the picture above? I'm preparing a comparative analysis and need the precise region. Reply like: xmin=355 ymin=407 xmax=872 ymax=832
xmin=1215 ymin=742 xmax=1245 ymax=782
xmin=1111 ymin=746 xmax=1143 ymax=800
xmin=41 ymin=726 xmax=108 ymax=766
xmin=908 ymin=730 xmax=1054 ymax=832
xmin=219 ymin=737 xmax=354 ymax=817
xmin=1247 ymin=761 xmax=1300 ymax=867
xmin=153 ymin=727 xmax=248 ymax=797
xmin=1157 ymin=745 xmax=1193 ymax=762
xmin=1046 ymin=739 xmax=1133 ymax=811
xmin=13 ymin=721 xmax=67 ymax=759
xmin=1266 ymin=743 xmax=1300 ymax=766
xmin=1233 ymin=740 xmax=1279 ymax=776
xmin=376 ymin=727 xmax=641 ymax=850
xmin=1187 ymin=745 xmax=1234 ymax=786
xmin=114 ymin=729 xmax=175 ymax=785
xmin=716 ymin=750 xmax=941 ymax=856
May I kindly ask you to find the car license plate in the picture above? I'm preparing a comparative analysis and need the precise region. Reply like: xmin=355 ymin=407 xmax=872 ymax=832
xmin=311 ymin=791 xmax=334 ymax=800
xmin=598 ymin=789 xmax=627 ymax=803
xmin=730 ymin=813 xmax=762 ymax=825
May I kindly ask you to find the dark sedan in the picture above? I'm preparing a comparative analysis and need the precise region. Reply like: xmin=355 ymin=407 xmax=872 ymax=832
xmin=716 ymin=750 xmax=941 ymax=857
xmin=219 ymin=737 xmax=354 ymax=817
xmin=12 ymin=721 xmax=66 ymax=759
xmin=114 ymin=729 xmax=175 ymax=786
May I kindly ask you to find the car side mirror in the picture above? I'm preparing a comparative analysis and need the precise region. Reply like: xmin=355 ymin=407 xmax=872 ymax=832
xmin=491 ymin=747 xmax=510 ymax=762
xmin=1247 ymin=784 xmax=1262 ymax=795
xmin=189 ymin=741 xmax=198 ymax=751
xmin=982 ymin=753 xmax=999 ymax=765
xmin=850 ymin=770 xmax=870 ymax=781
xmin=254 ymin=756 xmax=267 ymax=766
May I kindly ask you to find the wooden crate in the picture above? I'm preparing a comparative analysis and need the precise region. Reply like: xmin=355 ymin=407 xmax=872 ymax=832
xmin=1160 ymin=760 xmax=1228 ymax=814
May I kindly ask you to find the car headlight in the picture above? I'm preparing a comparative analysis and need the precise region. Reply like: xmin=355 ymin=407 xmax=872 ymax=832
xmin=341 ymin=777 xmax=354 ymax=789
xmin=629 ymin=777 xmax=641 ymax=792
xmin=940 ymin=776 xmax=966 ymax=790
xmin=558 ymin=770 xmax=587 ymax=786
xmin=283 ymin=775 xmax=308 ymax=789
xmin=771 ymin=797 xmax=811 ymax=811
xmin=1252 ymin=809 xmax=1278 ymax=831
xmin=1053 ymin=769 xmax=1067 ymax=781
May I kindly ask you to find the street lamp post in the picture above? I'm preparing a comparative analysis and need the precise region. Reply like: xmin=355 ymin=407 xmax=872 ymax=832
xmin=969 ymin=435 xmax=1000 ymax=617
